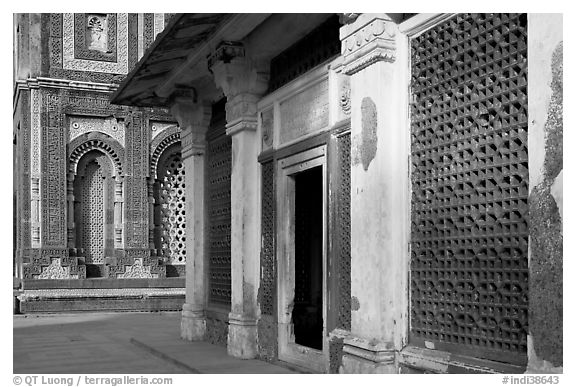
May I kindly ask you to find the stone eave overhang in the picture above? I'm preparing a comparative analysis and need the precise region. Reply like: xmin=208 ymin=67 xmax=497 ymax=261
xmin=110 ymin=13 xmax=271 ymax=108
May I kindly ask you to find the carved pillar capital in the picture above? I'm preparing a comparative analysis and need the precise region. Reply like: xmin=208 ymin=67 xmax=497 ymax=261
xmin=340 ymin=14 xmax=398 ymax=75
xmin=209 ymin=42 xmax=269 ymax=133
xmin=168 ymin=90 xmax=212 ymax=158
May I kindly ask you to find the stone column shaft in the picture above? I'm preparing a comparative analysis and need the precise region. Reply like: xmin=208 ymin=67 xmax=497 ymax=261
xmin=210 ymin=50 xmax=268 ymax=359
xmin=170 ymin=94 xmax=212 ymax=341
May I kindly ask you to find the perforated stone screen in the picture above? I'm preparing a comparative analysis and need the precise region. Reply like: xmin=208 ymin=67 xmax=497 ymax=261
xmin=409 ymin=13 xmax=529 ymax=364
xmin=158 ymin=152 xmax=186 ymax=264
xmin=78 ymin=160 xmax=105 ymax=264
xmin=206 ymin=126 xmax=232 ymax=306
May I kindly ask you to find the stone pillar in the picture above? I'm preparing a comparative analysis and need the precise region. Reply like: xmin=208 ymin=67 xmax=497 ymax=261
xmin=526 ymin=13 xmax=563 ymax=374
xmin=338 ymin=14 xmax=410 ymax=373
xmin=147 ymin=179 xmax=155 ymax=250
xmin=210 ymin=43 xmax=269 ymax=359
xmin=114 ymin=177 xmax=124 ymax=248
xmin=66 ymin=173 xmax=75 ymax=248
xmin=169 ymin=91 xmax=212 ymax=341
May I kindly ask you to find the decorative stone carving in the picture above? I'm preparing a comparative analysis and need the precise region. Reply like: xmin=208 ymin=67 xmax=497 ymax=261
xmin=86 ymin=15 xmax=109 ymax=53
xmin=341 ymin=16 xmax=397 ymax=75
xmin=150 ymin=121 xmax=177 ymax=140
xmin=207 ymin=41 xmax=246 ymax=70
xmin=340 ymin=77 xmax=351 ymax=116
xmin=169 ymin=90 xmax=211 ymax=157
xmin=261 ymin=109 xmax=274 ymax=150
xmin=117 ymin=258 xmax=155 ymax=279
xmin=63 ymin=13 xmax=129 ymax=74
xmin=69 ymin=116 xmax=125 ymax=147
xmin=68 ymin=133 xmax=125 ymax=177
xmin=279 ymin=79 xmax=329 ymax=144
xmin=150 ymin=127 xmax=181 ymax=178
xmin=37 ymin=258 xmax=73 ymax=280
xmin=31 ymin=89 xmax=41 ymax=177
xmin=209 ymin=44 xmax=269 ymax=132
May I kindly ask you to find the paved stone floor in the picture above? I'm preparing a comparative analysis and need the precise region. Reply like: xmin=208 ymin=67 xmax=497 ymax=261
xmin=13 ymin=312 xmax=296 ymax=374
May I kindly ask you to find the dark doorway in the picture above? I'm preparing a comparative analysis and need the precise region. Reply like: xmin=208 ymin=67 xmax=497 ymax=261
xmin=293 ymin=166 xmax=323 ymax=350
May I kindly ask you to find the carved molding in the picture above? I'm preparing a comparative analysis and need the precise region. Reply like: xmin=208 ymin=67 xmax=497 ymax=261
xmin=68 ymin=133 xmax=125 ymax=177
xmin=63 ymin=13 xmax=129 ymax=74
xmin=341 ymin=17 xmax=397 ymax=75
xmin=69 ymin=115 xmax=125 ymax=147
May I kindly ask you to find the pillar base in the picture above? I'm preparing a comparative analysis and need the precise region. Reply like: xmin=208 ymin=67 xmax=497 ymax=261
xmin=340 ymin=336 xmax=397 ymax=374
xmin=227 ymin=313 xmax=258 ymax=359
xmin=180 ymin=303 xmax=206 ymax=341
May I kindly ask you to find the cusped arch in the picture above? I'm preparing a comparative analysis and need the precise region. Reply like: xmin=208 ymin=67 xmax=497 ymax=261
xmin=68 ymin=132 xmax=125 ymax=177
xmin=150 ymin=125 xmax=181 ymax=179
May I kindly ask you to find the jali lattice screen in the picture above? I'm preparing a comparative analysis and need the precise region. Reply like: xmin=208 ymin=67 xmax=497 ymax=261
xmin=158 ymin=152 xmax=186 ymax=264
xmin=410 ymin=13 xmax=529 ymax=364
xmin=206 ymin=125 xmax=232 ymax=306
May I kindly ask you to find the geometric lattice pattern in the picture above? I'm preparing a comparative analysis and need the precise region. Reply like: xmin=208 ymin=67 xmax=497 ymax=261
xmin=410 ymin=13 xmax=529 ymax=363
xmin=259 ymin=161 xmax=275 ymax=315
xmin=206 ymin=127 xmax=232 ymax=306
xmin=158 ymin=152 xmax=186 ymax=264
xmin=336 ymin=132 xmax=351 ymax=331
xmin=79 ymin=160 xmax=105 ymax=264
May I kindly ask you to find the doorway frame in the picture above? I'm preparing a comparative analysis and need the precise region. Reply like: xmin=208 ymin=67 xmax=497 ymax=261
xmin=276 ymin=144 xmax=328 ymax=372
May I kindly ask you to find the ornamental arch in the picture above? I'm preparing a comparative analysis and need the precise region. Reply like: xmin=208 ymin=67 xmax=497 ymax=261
xmin=67 ymin=134 xmax=125 ymax=278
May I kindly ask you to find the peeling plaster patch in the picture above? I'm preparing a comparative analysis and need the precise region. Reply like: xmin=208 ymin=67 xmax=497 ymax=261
xmin=351 ymin=296 xmax=360 ymax=311
xmin=543 ymin=42 xmax=563 ymax=181
xmin=360 ymin=97 xmax=378 ymax=171
xmin=529 ymin=184 xmax=563 ymax=367
xmin=528 ymin=40 xmax=563 ymax=368
xmin=550 ymin=170 xmax=563 ymax=221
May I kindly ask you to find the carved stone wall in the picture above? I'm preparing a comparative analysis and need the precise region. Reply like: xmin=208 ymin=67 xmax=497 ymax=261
xmin=48 ymin=13 xmax=139 ymax=83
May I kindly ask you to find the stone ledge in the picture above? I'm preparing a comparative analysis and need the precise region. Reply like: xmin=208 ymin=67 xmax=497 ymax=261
xmin=398 ymin=345 xmax=526 ymax=374
xmin=17 ymin=288 xmax=185 ymax=314
xmin=22 ymin=277 xmax=185 ymax=290
xmin=18 ymin=288 xmax=185 ymax=300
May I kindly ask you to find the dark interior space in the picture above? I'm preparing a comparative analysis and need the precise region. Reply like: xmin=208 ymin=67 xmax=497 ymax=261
xmin=293 ymin=166 xmax=323 ymax=350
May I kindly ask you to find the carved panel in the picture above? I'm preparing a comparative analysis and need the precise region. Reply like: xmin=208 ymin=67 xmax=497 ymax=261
xmin=206 ymin=126 xmax=232 ymax=306
xmin=410 ymin=13 xmax=529 ymax=363
xmin=279 ymin=79 xmax=329 ymax=145
xmin=157 ymin=152 xmax=186 ymax=264
xmin=69 ymin=116 xmax=125 ymax=147
xmin=31 ymin=89 xmax=41 ymax=177
xmin=143 ymin=14 xmax=155 ymax=50
xmin=74 ymin=14 xmax=117 ymax=61
xmin=62 ymin=13 xmax=129 ymax=75
xmin=125 ymin=111 xmax=149 ymax=249
xmin=259 ymin=161 xmax=275 ymax=315
xmin=41 ymin=90 xmax=66 ymax=247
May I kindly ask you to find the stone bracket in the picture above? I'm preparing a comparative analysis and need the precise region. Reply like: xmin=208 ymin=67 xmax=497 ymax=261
xmin=341 ymin=17 xmax=397 ymax=75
